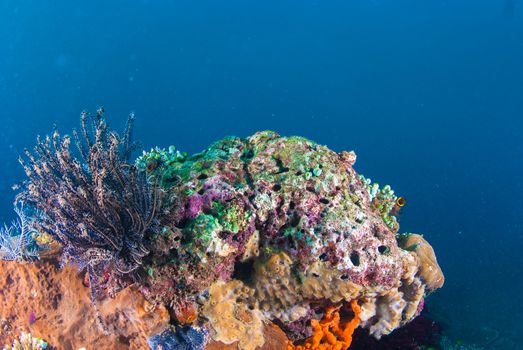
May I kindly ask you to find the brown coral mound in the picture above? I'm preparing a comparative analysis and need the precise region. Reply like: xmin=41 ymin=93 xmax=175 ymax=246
xmin=0 ymin=258 xmax=169 ymax=349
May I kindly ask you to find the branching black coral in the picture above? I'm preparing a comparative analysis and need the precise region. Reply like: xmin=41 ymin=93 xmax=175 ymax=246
xmin=17 ymin=108 xmax=160 ymax=298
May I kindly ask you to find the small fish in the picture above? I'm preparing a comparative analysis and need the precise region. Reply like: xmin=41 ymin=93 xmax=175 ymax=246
xmin=390 ymin=196 xmax=406 ymax=216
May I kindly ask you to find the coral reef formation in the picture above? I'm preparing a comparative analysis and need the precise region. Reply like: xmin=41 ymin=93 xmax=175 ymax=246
xmin=202 ymin=280 xmax=265 ymax=350
xmin=135 ymin=129 xmax=444 ymax=347
xmin=4 ymin=111 xmax=444 ymax=349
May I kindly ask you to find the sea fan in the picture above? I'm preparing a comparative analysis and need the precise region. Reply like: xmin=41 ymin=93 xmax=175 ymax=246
xmin=0 ymin=203 xmax=39 ymax=261
xmin=17 ymin=108 xmax=160 ymax=299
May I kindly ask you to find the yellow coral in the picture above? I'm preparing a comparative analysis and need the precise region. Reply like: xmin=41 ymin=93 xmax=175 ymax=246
xmin=202 ymin=280 xmax=266 ymax=350
xmin=288 ymin=300 xmax=361 ymax=350
xmin=254 ymin=252 xmax=361 ymax=323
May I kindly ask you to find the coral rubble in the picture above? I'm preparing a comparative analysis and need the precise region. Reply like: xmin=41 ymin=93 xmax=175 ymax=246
xmin=6 ymin=112 xmax=443 ymax=349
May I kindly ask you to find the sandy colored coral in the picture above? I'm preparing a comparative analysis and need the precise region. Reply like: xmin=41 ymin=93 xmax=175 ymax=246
xmin=254 ymin=252 xmax=362 ymax=323
xmin=202 ymin=280 xmax=266 ymax=350
xmin=363 ymin=290 xmax=406 ymax=338
xmin=206 ymin=323 xmax=288 ymax=350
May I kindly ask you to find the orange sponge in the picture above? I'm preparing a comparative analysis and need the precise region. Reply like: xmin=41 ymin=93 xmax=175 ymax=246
xmin=288 ymin=300 xmax=361 ymax=350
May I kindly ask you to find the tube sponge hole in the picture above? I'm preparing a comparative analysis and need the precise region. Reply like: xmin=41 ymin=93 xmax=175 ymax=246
xmin=350 ymin=251 xmax=360 ymax=266
xmin=378 ymin=245 xmax=390 ymax=254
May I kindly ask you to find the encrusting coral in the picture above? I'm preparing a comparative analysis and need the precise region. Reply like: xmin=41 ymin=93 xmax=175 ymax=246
xmin=201 ymin=280 xmax=265 ymax=350
xmin=10 ymin=111 xmax=443 ymax=349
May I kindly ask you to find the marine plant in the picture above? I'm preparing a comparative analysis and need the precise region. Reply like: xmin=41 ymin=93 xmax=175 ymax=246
xmin=17 ymin=108 xmax=161 ymax=298
xmin=0 ymin=203 xmax=40 ymax=261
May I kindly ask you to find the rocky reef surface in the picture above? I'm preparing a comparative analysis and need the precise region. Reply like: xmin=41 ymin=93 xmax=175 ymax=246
xmin=0 ymin=112 xmax=444 ymax=349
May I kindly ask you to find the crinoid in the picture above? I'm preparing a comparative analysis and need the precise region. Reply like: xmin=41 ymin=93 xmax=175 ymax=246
xmin=0 ymin=203 xmax=40 ymax=261
xmin=17 ymin=108 xmax=161 ymax=300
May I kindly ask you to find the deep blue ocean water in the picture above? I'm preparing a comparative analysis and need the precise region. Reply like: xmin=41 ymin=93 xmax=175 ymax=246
xmin=1 ymin=1 xmax=522 ymax=348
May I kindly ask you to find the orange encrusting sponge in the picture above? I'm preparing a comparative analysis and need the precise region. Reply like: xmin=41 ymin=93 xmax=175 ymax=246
xmin=288 ymin=300 xmax=362 ymax=350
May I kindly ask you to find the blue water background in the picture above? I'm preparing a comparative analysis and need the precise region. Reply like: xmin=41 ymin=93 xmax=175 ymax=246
xmin=1 ymin=0 xmax=522 ymax=346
